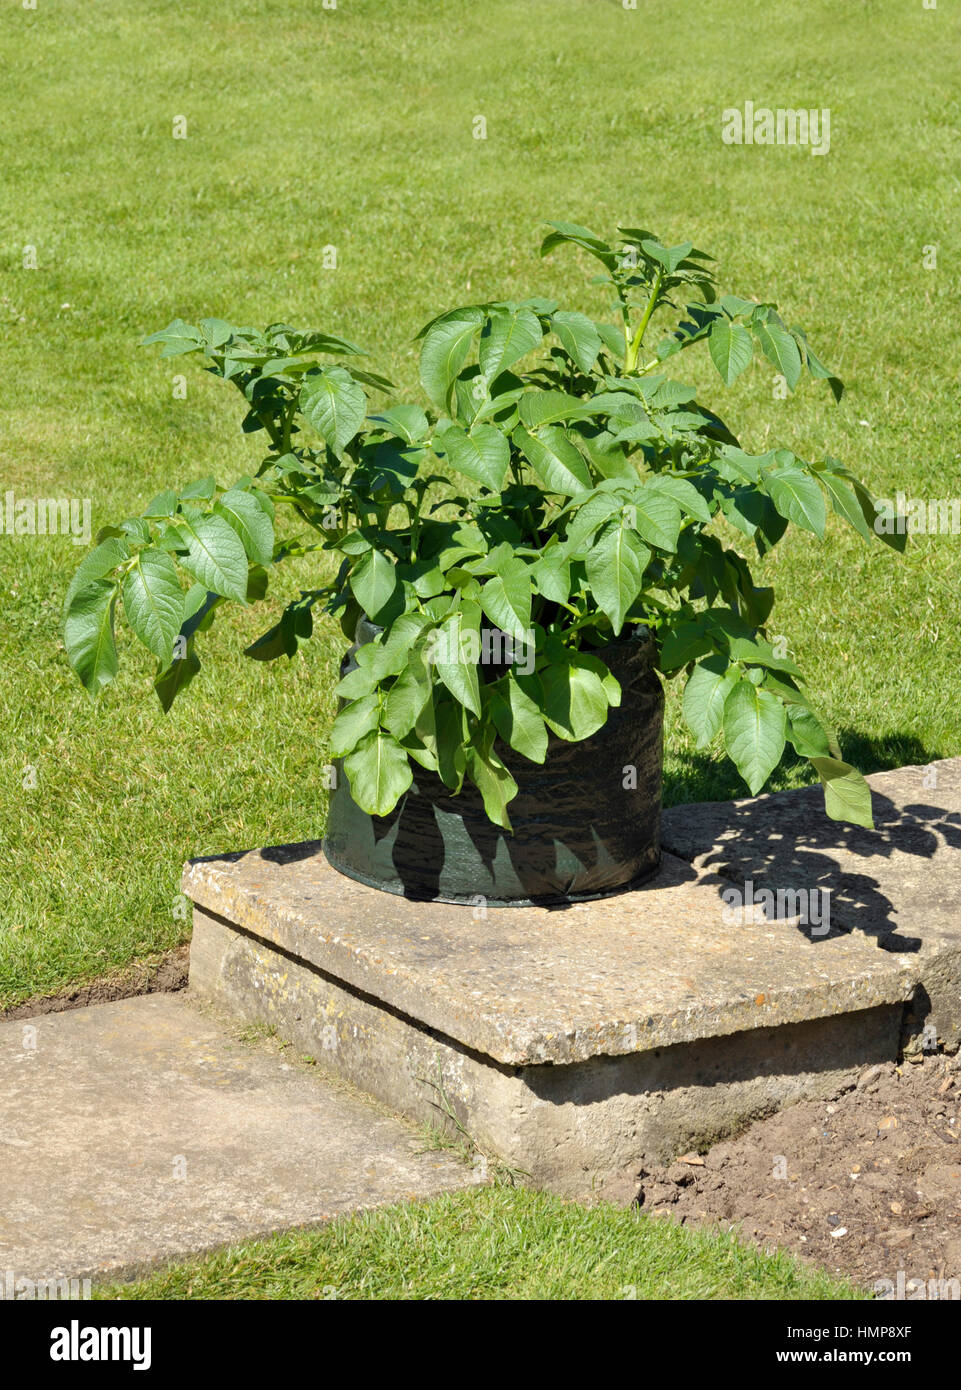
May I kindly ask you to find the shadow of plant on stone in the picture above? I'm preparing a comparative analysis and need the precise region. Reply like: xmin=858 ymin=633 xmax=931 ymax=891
xmin=661 ymin=750 xmax=961 ymax=956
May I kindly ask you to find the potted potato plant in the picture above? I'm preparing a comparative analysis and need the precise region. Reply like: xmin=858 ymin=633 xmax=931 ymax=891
xmin=64 ymin=221 xmax=901 ymax=904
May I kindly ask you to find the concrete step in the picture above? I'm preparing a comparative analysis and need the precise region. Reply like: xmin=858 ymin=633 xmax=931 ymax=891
xmin=0 ymin=994 xmax=475 ymax=1288
xmin=182 ymin=758 xmax=961 ymax=1200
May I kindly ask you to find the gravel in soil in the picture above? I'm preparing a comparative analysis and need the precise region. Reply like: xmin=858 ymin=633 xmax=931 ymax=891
xmin=636 ymin=1052 xmax=961 ymax=1295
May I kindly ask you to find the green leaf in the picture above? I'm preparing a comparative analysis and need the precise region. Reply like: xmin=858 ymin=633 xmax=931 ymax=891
xmin=431 ymin=604 xmax=483 ymax=716
xmin=368 ymin=404 xmax=429 ymax=444
xmin=659 ymin=607 xmax=753 ymax=672
xmin=641 ymin=238 xmax=693 ymax=274
xmin=658 ymin=622 xmax=713 ymax=672
xmin=245 ymin=595 xmax=313 ymax=662
xmin=143 ymin=489 xmax=178 ymax=519
xmin=479 ymin=306 xmax=543 ymax=379
xmin=490 ymin=673 xmax=548 ymax=763
xmin=329 ymin=693 xmax=382 ymax=758
xmin=437 ymin=422 xmax=510 ymax=491
xmin=182 ymin=584 xmax=221 ymax=634
xmin=656 ymin=306 xmax=723 ymax=361
xmin=64 ymin=537 xmax=128 ymax=616
xmin=594 ymin=322 xmax=626 ymax=361
xmin=284 ymin=329 xmax=366 ymax=357
xmin=785 ymin=705 xmax=833 ymax=759
xmin=199 ymin=317 xmax=234 ymax=348
xmin=551 ymin=311 xmax=602 ymax=373
xmin=514 ymin=422 xmax=593 ymax=495
xmin=366 ymin=440 xmax=421 ymax=497
xmin=647 ymin=474 xmax=712 ymax=524
xmin=761 ymin=670 xmax=813 ymax=711
xmin=64 ymin=579 xmax=119 ymax=697
xmin=343 ymin=729 xmax=413 ymax=817
xmin=518 ymin=390 xmax=593 ymax=430
xmin=352 ymin=368 xmax=398 ymax=392
xmin=578 ymin=430 xmax=635 ymax=481
xmin=464 ymin=731 xmax=518 ymax=831
xmin=178 ymin=514 xmax=250 ymax=602
xmin=709 ymin=319 xmax=753 ymax=385
xmin=419 ymin=310 xmax=484 ymax=409
xmin=851 ymin=480 xmax=908 ymax=553
xmin=816 ymin=469 xmax=874 ymax=542
xmin=434 ymin=697 xmax=468 ymax=792
xmin=591 ymin=391 xmax=652 ymax=422
xmin=154 ymin=643 xmax=202 ymax=712
xmin=682 ymin=657 xmax=738 ymax=748
xmin=141 ymin=318 xmax=205 ymax=358
xmin=141 ymin=317 xmax=202 ymax=346
xmin=725 ymin=635 xmax=802 ymax=676
xmin=477 ymin=555 xmax=532 ymax=640
xmin=349 ymin=549 xmax=400 ymax=623
xmin=121 ymin=549 xmax=185 ymax=666
xmin=180 ymin=477 xmax=217 ymax=502
xmin=766 ymin=467 xmax=827 ymax=538
xmin=299 ymin=366 xmax=367 ymax=454
xmin=407 ymin=563 xmax=447 ymax=599
xmin=558 ymin=489 xmax=622 ymax=556
xmin=585 ymin=520 xmax=650 ymax=635
xmin=811 ymin=756 xmax=874 ymax=829
xmin=214 ymin=489 xmax=274 ymax=566
xmin=717 ymin=447 xmax=767 ymax=485
xmin=246 ymin=564 xmax=269 ymax=603
xmin=537 ymin=651 xmax=615 ymax=741
xmin=400 ymin=734 xmax=439 ymax=774
xmin=792 ymin=329 xmax=844 ymax=401
xmin=627 ymin=488 xmax=683 ymax=551
xmin=718 ymin=295 xmax=757 ymax=318
xmin=722 ymin=680 xmax=787 ymax=794
xmin=334 ymin=650 xmax=383 ymax=700
xmin=530 ymin=541 xmax=571 ymax=605
xmin=755 ymin=321 xmax=802 ymax=390
xmin=540 ymin=221 xmax=617 ymax=272
xmin=382 ymin=660 xmax=432 ymax=741
xmin=119 ymin=517 xmax=152 ymax=545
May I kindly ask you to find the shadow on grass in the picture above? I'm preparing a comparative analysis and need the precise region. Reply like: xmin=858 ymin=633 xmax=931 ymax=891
xmin=663 ymin=729 xmax=948 ymax=810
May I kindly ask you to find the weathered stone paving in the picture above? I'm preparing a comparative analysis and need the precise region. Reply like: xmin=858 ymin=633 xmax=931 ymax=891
xmin=0 ymin=994 xmax=474 ymax=1285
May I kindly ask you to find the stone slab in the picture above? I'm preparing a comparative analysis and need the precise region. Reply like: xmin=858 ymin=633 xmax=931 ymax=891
xmin=662 ymin=758 xmax=961 ymax=948
xmin=190 ymin=906 xmax=903 ymax=1199
xmin=662 ymin=758 xmax=961 ymax=1043
xmin=0 ymin=995 xmax=473 ymax=1285
xmin=183 ymin=848 xmax=917 ymax=1068
xmin=181 ymin=759 xmax=961 ymax=1196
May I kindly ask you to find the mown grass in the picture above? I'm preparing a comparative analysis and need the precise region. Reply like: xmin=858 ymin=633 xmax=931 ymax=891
xmin=2 ymin=0 xmax=957 ymax=1009
xmin=3 ymin=0 xmax=952 ymax=1307
xmin=97 ymin=1185 xmax=865 ymax=1301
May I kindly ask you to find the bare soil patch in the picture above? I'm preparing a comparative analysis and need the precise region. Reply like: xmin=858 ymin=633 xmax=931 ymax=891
xmin=0 ymin=946 xmax=189 ymax=1021
xmin=637 ymin=1052 xmax=961 ymax=1295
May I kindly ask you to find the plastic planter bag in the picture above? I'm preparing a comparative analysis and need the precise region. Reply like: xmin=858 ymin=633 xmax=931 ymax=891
xmin=323 ymin=624 xmax=664 ymax=906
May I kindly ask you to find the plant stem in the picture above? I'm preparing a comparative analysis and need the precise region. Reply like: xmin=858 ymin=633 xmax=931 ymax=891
xmin=624 ymin=267 xmax=663 ymax=373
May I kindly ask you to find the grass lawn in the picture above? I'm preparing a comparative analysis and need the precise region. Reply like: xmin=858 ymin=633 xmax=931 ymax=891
xmin=2 ymin=0 xmax=958 ymax=1006
xmin=97 ymin=1184 xmax=864 ymax=1301
xmin=1 ymin=0 xmax=956 ymax=1301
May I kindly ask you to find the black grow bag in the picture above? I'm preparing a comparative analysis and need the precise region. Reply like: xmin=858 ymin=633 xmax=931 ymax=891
xmin=323 ymin=621 xmax=664 ymax=906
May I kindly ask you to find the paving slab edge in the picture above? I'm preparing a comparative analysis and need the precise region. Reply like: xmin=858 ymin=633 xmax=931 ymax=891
xmin=182 ymin=858 xmax=921 ymax=1067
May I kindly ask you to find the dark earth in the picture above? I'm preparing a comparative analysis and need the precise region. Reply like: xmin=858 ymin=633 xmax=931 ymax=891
xmin=1 ymin=946 xmax=189 ymax=1021
xmin=636 ymin=1051 xmax=961 ymax=1296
